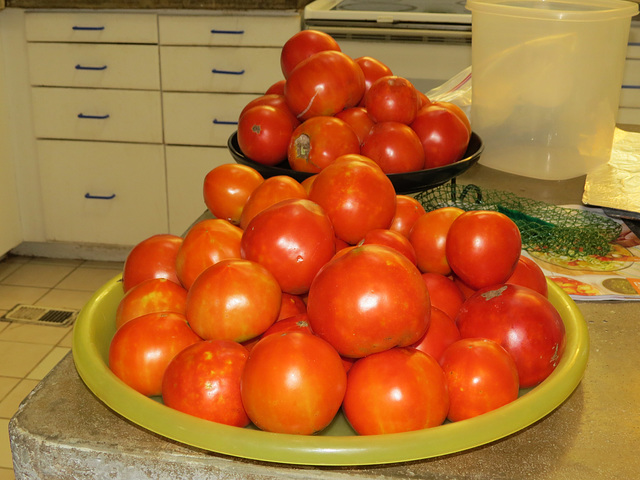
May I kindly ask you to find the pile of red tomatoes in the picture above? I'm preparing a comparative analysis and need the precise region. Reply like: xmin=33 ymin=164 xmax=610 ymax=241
xmin=236 ymin=30 xmax=471 ymax=174
xmin=108 ymin=153 xmax=566 ymax=436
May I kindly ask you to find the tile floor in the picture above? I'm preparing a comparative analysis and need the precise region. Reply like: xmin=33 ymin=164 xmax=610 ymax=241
xmin=0 ymin=254 xmax=124 ymax=480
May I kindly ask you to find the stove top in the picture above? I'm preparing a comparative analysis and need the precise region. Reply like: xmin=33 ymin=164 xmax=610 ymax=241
xmin=334 ymin=0 xmax=468 ymax=15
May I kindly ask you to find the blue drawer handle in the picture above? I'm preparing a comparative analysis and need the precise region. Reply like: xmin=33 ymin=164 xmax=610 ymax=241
xmin=72 ymin=26 xmax=105 ymax=31
xmin=85 ymin=193 xmax=116 ymax=200
xmin=211 ymin=68 xmax=245 ymax=75
xmin=75 ymin=64 xmax=108 ymax=71
xmin=210 ymin=29 xmax=244 ymax=35
xmin=78 ymin=113 xmax=110 ymax=119
xmin=213 ymin=118 xmax=238 ymax=125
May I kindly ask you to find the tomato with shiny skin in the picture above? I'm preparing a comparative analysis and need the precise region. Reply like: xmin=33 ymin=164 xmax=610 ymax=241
xmin=288 ymin=116 xmax=360 ymax=173
xmin=420 ymin=272 xmax=466 ymax=320
xmin=361 ymin=228 xmax=418 ymax=265
xmin=238 ymin=94 xmax=299 ymax=128
xmin=280 ymin=29 xmax=341 ymax=79
xmin=361 ymin=121 xmax=425 ymax=173
xmin=439 ymin=337 xmax=520 ymax=422
xmin=308 ymin=155 xmax=396 ymax=245
xmin=411 ymin=307 xmax=461 ymax=362
xmin=334 ymin=107 xmax=375 ymax=145
xmin=390 ymin=195 xmax=426 ymax=238
xmin=162 ymin=340 xmax=250 ymax=427
xmin=241 ymin=331 xmax=347 ymax=435
xmin=259 ymin=313 xmax=312 ymax=338
xmin=343 ymin=347 xmax=449 ymax=434
xmin=446 ymin=210 xmax=522 ymax=290
xmin=175 ymin=218 xmax=243 ymax=290
xmin=433 ymin=101 xmax=471 ymax=134
xmin=115 ymin=278 xmax=188 ymax=330
xmin=456 ymin=284 xmax=566 ymax=388
xmin=265 ymin=79 xmax=286 ymax=95
xmin=277 ymin=292 xmax=307 ymax=321
xmin=364 ymin=75 xmax=421 ymax=125
xmin=186 ymin=258 xmax=282 ymax=343
xmin=239 ymin=175 xmax=307 ymax=229
xmin=307 ymin=244 xmax=430 ymax=358
xmin=354 ymin=56 xmax=393 ymax=107
xmin=108 ymin=312 xmax=201 ymax=397
xmin=122 ymin=234 xmax=183 ymax=293
xmin=506 ymin=255 xmax=548 ymax=297
xmin=241 ymin=198 xmax=335 ymax=295
xmin=203 ymin=164 xmax=264 ymax=225
xmin=409 ymin=206 xmax=465 ymax=275
xmin=411 ymin=104 xmax=471 ymax=168
xmin=237 ymin=105 xmax=297 ymax=166
xmin=284 ymin=50 xmax=365 ymax=121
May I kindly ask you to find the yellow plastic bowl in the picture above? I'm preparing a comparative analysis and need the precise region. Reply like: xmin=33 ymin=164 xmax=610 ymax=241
xmin=73 ymin=276 xmax=589 ymax=466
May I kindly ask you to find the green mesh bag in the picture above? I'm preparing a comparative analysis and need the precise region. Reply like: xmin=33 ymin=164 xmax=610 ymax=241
xmin=415 ymin=184 xmax=622 ymax=258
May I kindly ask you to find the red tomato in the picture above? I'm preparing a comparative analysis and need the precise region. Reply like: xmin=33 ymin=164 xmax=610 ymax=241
xmin=420 ymin=272 xmax=466 ymax=321
xmin=439 ymin=337 xmax=520 ymax=422
xmin=265 ymin=79 xmax=286 ymax=95
xmin=239 ymin=175 xmax=307 ymax=229
xmin=115 ymin=278 xmax=188 ymax=330
xmin=237 ymin=105 xmax=296 ymax=166
xmin=334 ymin=107 xmax=375 ymax=145
xmin=417 ymin=90 xmax=431 ymax=109
xmin=241 ymin=331 xmax=347 ymax=434
xmin=506 ymin=255 xmax=548 ymax=297
xmin=284 ymin=50 xmax=365 ymax=120
xmin=122 ymin=234 xmax=183 ymax=293
xmin=361 ymin=228 xmax=418 ymax=265
xmin=203 ymin=164 xmax=264 ymax=225
xmin=456 ymin=284 xmax=566 ymax=388
xmin=108 ymin=312 xmax=201 ymax=397
xmin=277 ymin=292 xmax=307 ymax=321
xmin=409 ymin=207 xmax=465 ymax=275
xmin=361 ymin=121 xmax=425 ymax=173
xmin=433 ymin=101 xmax=471 ymax=134
xmin=186 ymin=258 xmax=282 ymax=343
xmin=446 ymin=210 xmax=522 ymax=290
xmin=238 ymin=94 xmax=299 ymax=128
xmin=308 ymin=155 xmax=396 ymax=244
xmin=301 ymin=174 xmax=316 ymax=195
xmin=175 ymin=218 xmax=243 ymax=290
xmin=241 ymin=198 xmax=335 ymax=295
xmin=343 ymin=347 xmax=449 ymax=434
xmin=288 ymin=116 xmax=360 ymax=173
xmin=411 ymin=104 xmax=471 ymax=168
xmin=453 ymin=274 xmax=478 ymax=300
xmin=354 ymin=56 xmax=393 ymax=107
xmin=390 ymin=195 xmax=426 ymax=238
xmin=307 ymin=244 xmax=430 ymax=358
xmin=411 ymin=307 xmax=461 ymax=362
xmin=260 ymin=313 xmax=312 ymax=338
xmin=280 ymin=29 xmax=341 ymax=79
xmin=162 ymin=340 xmax=250 ymax=427
xmin=364 ymin=75 xmax=420 ymax=124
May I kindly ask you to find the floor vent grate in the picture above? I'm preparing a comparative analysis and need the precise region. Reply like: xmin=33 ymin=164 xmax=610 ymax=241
xmin=1 ymin=304 xmax=78 ymax=327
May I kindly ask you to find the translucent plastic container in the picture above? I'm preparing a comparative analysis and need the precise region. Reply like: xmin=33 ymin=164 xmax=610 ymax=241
xmin=467 ymin=0 xmax=638 ymax=180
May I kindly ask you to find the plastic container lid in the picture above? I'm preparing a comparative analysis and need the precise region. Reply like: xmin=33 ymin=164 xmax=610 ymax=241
xmin=466 ymin=0 xmax=639 ymax=21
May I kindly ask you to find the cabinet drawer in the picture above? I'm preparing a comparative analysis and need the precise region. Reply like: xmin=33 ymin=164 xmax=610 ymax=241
xmin=620 ymin=86 xmax=640 ymax=108
xmin=25 ymin=12 xmax=158 ymax=44
xmin=160 ymin=46 xmax=283 ymax=93
xmin=31 ymin=87 xmax=163 ymax=143
xmin=163 ymin=92 xmax=257 ymax=146
xmin=158 ymin=14 xmax=300 ymax=47
xmin=27 ymin=43 xmax=160 ymax=90
xmin=617 ymin=106 xmax=640 ymax=125
xmin=37 ymin=140 xmax=167 ymax=245
xmin=166 ymin=145 xmax=234 ymax=235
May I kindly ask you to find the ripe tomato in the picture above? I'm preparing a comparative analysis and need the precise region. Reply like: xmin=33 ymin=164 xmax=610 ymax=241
xmin=186 ymin=258 xmax=282 ymax=343
xmin=122 ymin=234 xmax=183 ymax=293
xmin=361 ymin=228 xmax=418 ymax=265
xmin=108 ymin=312 xmax=201 ymax=397
xmin=284 ymin=50 xmax=365 ymax=120
xmin=241 ymin=331 xmax=347 ymax=435
xmin=390 ymin=195 xmax=426 ymax=238
xmin=307 ymin=244 xmax=430 ymax=358
xmin=277 ymin=292 xmax=307 ymax=321
xmin=308 ymin=155 xmax=396 ymax=244
xmin=238 ymin=94 xmax=299 ymax=127
xmin=409 ymin=207 xmax=464 ymax=275
xmin=433 ymin=100 xmax=471 ymax=134
xmin=445 ymin=210 xmax=522 ymax=290
xmin=115 ymin=278 xmax=188 ymax=330
xmin=334 ymin=107 xmax=375 ymax=145
xmin=364 ymin=75 xmax=420 ymax=124
xmin=361 ymin=121 xmax=425 ymax=173
xmin=411 ymin=307 xmax=461 ymax=362
xmin=260 ymin=313 xmax=312 ymax=338
xmin=420 ymin=272 xmax=466 ymax=321
xmin=354 ymin=56 xmax=393 ymax=107
xmin=175 ymin=218 xmax=243 ymax=290
xmin=343 ymin=347 xmax=449 ymax=434
xmin=288 ymin=116 xmax=360 ymax=173
xmin=280 ymin=29 xmax=341 ymax=79
xmin=241 ymin=198 xmax=335 ymax=295
xmin=411 ymin=104 xmax=471 ymax=168
xmin=265 ymin=79 xmax=286 ymax=95
xmin=417 ymin=90 xmax=431 ymax=109
xmin=439 ymin=337 xmax=520 ymax=422
xmin=162 ymin=340 xmax=250 ymax=427
xmin=456 ymin=284 xmax=566 ymax=388
xmin=237 ymin=105 xmax=297 ymax=166
xmin=506 ymin=255 xmax=548 ymax=297
xmin=301 ymin=174 xmax=316 ymax=195
xmin=239 ymin=175 xmax=307 ymax=229
xmin=203 ymin=164 xmax=264 ymax=225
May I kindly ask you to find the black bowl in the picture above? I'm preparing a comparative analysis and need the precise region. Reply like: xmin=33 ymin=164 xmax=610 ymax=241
xmin=227 ymin=131 xmax=483 ymax=195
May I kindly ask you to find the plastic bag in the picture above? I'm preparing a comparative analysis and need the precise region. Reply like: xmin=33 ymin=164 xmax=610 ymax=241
xmin=425 ymin=66 xmax=472 ymax=120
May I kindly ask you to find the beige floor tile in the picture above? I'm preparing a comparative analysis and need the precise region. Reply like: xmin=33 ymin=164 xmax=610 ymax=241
xmin=82 ymin=260 xmax=125 ymax=270
xmin=0 ymin=286 xmax=49 ymax=311
xmin=0 ymin=419 xmax=13 ymax=469
xmin=29 ymin=257 xmax=83 ymax=267
xmin=58 ymin=330 xmax=74 ymax=349
xmin=0 ymin=260 xmax=23 ymax=283
xmin=0 ymin=323 xmax=7 ymax=335
xmin=0 ymin=263 xmax=76 ymax=289
xmin=0 ymin=378 xmax=19 ymax=403
xmin=26 ymin=347 xmax=70 ymax=381
xmin=55 ymin=267 xmax=122 ymax=292
xmin=0 ymin=467 xmax=15 ymax=480
xmin=35 ymin=288 xmax=94 ymax=311
xmin=0 ymin=324 xmax=73 ymax=346
xmin=0 ymin=379 xmax=39 ymax=420
xmin=0 ymin=341 xmax=52 ymax=378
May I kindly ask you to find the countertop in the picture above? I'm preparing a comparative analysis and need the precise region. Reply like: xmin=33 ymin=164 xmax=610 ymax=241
xmin=8 ymin=164 xmax=640 ymax=480
xmin=5 ymin=0 xmax=312 ymax=9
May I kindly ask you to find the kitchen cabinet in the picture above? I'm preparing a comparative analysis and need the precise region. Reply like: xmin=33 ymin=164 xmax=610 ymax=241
xmin=619 ymin=24 xmax=640 ymax=125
